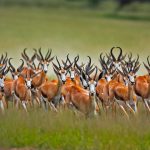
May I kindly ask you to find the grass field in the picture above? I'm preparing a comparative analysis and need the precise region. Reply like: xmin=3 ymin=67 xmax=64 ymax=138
xmin=0 ymin=107 xmax=150 ymax=150
xmin=0 ymin=5 xmax=150 ymax=150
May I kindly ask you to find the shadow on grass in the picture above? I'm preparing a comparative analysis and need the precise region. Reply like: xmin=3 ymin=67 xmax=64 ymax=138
xmin=103 ymin=12 xmax=150 ymax=22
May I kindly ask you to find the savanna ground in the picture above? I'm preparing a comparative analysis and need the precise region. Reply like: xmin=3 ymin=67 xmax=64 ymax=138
xmin=0 ymin=1 xmax=150 ymax=149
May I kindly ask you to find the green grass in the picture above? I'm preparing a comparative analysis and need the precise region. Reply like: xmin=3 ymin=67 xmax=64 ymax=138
xmin=0 ymin=107 xmax=150 ymax=150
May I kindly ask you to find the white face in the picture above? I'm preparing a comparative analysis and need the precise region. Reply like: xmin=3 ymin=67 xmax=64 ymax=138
xmin=43 ymin=63 xmax=48 ymax=73
xmin=128 ymin=74 xmax=135 ymax=83
xmin=26 ymin=79 xmax=32 ymax=88
xmin=14 ymin=75 xmax=18 ymax=80
xmin=105 ymin=74 xmax=112 ymax=82
xmin=60 ymin=72 xmax=66 ymax=83
xmin=89 ymin=81 xmax=96 ymax=95
xmin=70 ymin=70 xmax=75 ymax=79
xmin=0 ymin=77 xmax=5 ymax=88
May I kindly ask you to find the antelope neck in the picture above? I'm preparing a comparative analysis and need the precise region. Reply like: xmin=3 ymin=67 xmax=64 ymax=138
xmin=56 ymin=75 xmax=63 ymax=97
xmin=89 ymin=93 xmax=97 ymax=115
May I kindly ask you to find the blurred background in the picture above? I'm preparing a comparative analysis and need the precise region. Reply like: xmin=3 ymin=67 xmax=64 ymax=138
xmin=0 ymin=0 xmax=150 ymax=74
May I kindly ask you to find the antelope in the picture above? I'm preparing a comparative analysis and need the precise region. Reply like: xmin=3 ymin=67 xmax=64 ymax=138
xmin=133 ymin=56 xmax=150 ymax=112
xmin=11 ymin=61 xmax=41 ymax=112
xmin=96 ymin=53 xmax=116 ymax=113
xmin=0 ymin=61 xmax=9 ymax=111
xmin=6 ymin=58 xmax=24 ymax=107
xmin=38 ymin=56 xmax=72 ymax=111
xmin=107 ymin=47 xmax=126 ymax=83
xmin=61 ymin=55 xmax=96 ymax=109
xmin=21 ymin=48 xmax=36 ymax=77
xmin=111 ymin=56 xmax=140 ymax=118
xmin=68 ymin=66 xmax=104 ymax=117
xmin=21 ymin=48 xmax=54 ymax=106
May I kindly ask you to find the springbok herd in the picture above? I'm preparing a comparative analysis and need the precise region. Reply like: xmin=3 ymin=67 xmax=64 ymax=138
xmin=0 ymin=47 xmax=150 ymax=118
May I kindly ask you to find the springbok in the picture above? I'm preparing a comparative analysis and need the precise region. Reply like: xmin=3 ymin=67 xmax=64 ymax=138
xmin=68 ymin=66 xmax=104 ymax=117
xmin=11 ymin=61 xmax=41 ymax=112
xmin=133 ymin=56 xmax=150 ymax=112
xmin=112 ymin=56 xmax=140 ymax=118
xmin=0 ymin=61 xmax=9 ymax=111
xmin=96 ymin=53 xmax=116 ymax=113
xmin=38 ymin=56 xmax=72 ymax=111
xmin=21 ymin=48 xmax=36 ymax=77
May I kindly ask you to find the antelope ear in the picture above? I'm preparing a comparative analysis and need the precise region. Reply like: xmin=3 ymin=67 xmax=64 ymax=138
xmin=97 ymin=71 xmax=104 ymax=81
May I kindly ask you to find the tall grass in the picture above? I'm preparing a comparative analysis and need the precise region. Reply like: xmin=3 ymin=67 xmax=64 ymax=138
xmin=0 ymin=107 xmax=150 ymax=149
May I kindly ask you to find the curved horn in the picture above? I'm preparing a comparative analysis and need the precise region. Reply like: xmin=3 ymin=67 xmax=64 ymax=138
xmin=3 ymin=66 xmax=10 ymax=76
xmin=67 ymin=54 xmax=72 ymax=65
xmin=8 ymin=58 xmax=15 ymax=72
xmin=75 ymin=61 xmax=82 ymax=72
xmin=116 ymin=47 xmax=122 ymax=61
xmin=31 ymin=52 xmax=36 ymax=61
xmin=87 ymin=56 xmax=91 ymax=67
xmin=47 ymin=49 xmax=52 ymax=61
xmin=94 ymin=66 xmax=98 ymax=80
xmin=17 ymin=59 xmax=24 ymax=72
xmin=147 ymin=56 xmax=150 ymax=66
xmin=85 ymin=56 xmax=92 ymax=74
xmin=3 ymin=52 xmax=7 ymax=64
xmin=23 ymin=48 xmax=29 ymax=61
xmin=0 ymin=63 xmax=7 ymax=74
xmin=110 ymin=47 xmax=116 ymax=61
xmin=52 ymin=62 xmax=59 ymax=71
xmin=74 ymin=55 xmax=79 ymax=67
xmin=0 ymin=54 xmax=4 ymax=64
xmin=134 ymin=54 xmax=139 ymax=69
xmin=56 ymin=57 xmax=61 ymax=69
xmin=128 ymin=52 xmax=132 ymax=61
xmin=45 ymin=49 xmax=50 ymax=60
xmin=143 ymin=62 xmax=149 ymax=71
xmin=38 ymin=48 xmax=44 ymax=61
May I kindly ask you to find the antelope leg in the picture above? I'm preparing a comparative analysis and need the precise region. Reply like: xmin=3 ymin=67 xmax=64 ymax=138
xmin=0 ymin=100 xmax=4 ymax=112
xmin=126 ymin=101 xmax=136 ymax=115
xmin=144 ymin=99 xmax=150 ymax=112
xmin=49 ymin=102 xmax=58 ymax=112
xmin=22 ymin=101 xmax=28 ymax=112
xmin=40 ymin=96 xmax=48 ymax=110
xmin=119 ymin=104 xmax=129 ymax=119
